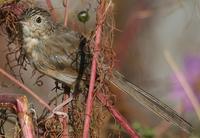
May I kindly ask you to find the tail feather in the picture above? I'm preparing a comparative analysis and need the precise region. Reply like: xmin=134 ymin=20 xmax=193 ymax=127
xmin=107 ymin=71 xmax=192 ymax=133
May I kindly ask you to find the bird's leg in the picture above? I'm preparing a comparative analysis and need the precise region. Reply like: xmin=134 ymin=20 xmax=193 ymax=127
xmin=51 ymin=80 xmax=63 ymax=92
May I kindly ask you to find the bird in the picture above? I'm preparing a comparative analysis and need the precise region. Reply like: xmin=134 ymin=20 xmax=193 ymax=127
xmin=19 ymin=7 xmax=192 ymax=133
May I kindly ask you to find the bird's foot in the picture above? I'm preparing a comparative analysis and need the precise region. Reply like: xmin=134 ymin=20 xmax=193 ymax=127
xmin=51 ymin=80 xmax=63 ymax=92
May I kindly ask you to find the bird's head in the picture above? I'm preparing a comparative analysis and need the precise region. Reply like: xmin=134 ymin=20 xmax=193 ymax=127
xmin=20 ymin=7 xmax=54 ymax=38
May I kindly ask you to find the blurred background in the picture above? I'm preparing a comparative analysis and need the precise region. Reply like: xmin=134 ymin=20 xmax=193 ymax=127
xmin=0 ymin=0 xmax=200 ymax=137
xmin=112 ymin=0 xmax=200 ymax=137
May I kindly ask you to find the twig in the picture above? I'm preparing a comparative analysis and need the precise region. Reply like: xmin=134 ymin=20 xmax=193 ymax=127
xmin=45 ymin=0 xmax=57 ymax=21
xmin=0 ymin=68 xmax=51 ymax=111
xmin=97 ymin=92 xmax=140 ymax=138
xmin=164 ymin=50 xmax=200 ymax=120
xmin=47 ymin=96 xmax=72 ymax=118
xmin=83 ymin=1 xmax=105 ymax=137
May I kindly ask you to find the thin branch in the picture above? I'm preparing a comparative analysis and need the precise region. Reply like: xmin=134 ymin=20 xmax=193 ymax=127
xmin=0 ymin=68 xmax=51 ymax=111
xmin=63 ymin=0 xmax=69 ymax=27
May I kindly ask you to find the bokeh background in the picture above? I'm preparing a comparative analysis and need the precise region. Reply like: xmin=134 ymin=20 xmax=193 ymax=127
xmin=0 ymin=0 xmax=200 ymax=137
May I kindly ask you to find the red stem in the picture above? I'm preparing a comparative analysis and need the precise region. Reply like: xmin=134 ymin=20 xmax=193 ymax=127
xmin=83 ymin=2 xmax=104 ymax=138
xmin=97 ymin=93 xmax=140 ymax=138
xmin=0 ymin=68 xmax=51 ymax=111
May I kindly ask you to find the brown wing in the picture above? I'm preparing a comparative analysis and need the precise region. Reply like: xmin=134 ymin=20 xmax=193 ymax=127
xmin=45 ymin=29 xmax=80 ymax=69
xmin=36 ymin=30 xmax=81 ymax=85
xmin=107 ymin=71 xmax=192 ymax=133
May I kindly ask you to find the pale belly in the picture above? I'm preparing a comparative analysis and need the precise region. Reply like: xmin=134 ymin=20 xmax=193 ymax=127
xmin=23 ymin=37 xmax=43 ymax=66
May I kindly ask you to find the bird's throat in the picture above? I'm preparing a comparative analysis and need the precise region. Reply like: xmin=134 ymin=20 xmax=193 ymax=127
xmin=23 ymin=37 xmax=39 ymax=55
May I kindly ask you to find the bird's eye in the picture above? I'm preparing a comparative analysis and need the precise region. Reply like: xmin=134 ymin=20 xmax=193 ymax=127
xmin=36 ymin=16 xmax=42 ymax=23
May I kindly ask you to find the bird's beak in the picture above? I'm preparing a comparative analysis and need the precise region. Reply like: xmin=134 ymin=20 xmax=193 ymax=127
xmin=20 ymin=21 xmax=29 ymax=26
xmin=20 ymin=21 xmax=26 ymax=24
xmin=18 ymin=16 xmax=29 ymax=26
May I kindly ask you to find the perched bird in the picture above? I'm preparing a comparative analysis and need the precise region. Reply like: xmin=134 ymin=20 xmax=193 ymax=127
xmin=19 ymin=7 xmax=192 ymax=133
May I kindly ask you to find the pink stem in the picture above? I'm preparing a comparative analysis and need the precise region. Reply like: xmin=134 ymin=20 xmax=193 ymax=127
xmin=83 ymin=55 xmax=98 ymax=138
xmin=0 ymin=94 xmax=35 ymax=138
xmin=63 ymin=0 xmax=68 ymax=27
xmin=97 ymin=93 xmax=140 ymax=138
xmin=45 ymin=0 xmax=57 ymax=21
xmin=0 ymin=68 xmax=51 ymax=111
xmin=83 ymin=2 xmax=104 ymax=138
xmin=17 ymin=96 xmax=35 ymax=138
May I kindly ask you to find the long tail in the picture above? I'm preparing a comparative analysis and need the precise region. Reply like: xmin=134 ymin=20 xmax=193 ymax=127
xmin=106 ymin=71 xmax=192 ymax=133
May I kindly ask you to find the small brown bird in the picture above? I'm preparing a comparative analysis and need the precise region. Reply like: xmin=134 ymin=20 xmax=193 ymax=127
xmin=20 ymin=7 xmax=192 ymax=133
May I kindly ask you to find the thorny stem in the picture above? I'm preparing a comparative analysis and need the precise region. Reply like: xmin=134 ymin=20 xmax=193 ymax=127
xmin=83 ymin=1 xmax=105 ymax=138
xmin=0 ymin=68 xmax=51 ymax=111
xmin=97 ymin=93 xmax=140 ymax=138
